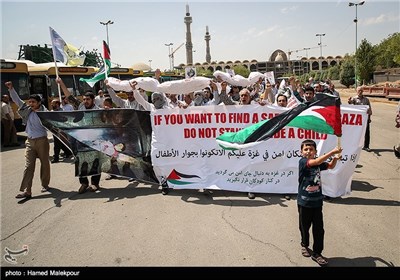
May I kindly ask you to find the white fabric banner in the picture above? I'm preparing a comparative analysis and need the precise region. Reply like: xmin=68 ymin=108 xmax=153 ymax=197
xmin=151 ymin=104 xmax=368 ymax=197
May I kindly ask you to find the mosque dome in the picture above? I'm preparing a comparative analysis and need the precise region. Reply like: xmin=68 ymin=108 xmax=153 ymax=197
xmin=275 ymin=52 xmax=284 ymax=62
xmin=131 ymin=62 xmax=151 ymax=71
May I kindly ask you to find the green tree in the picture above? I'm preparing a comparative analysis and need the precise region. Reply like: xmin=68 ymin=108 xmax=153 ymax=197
xmin=356 ymin=39 xmax=375 ymax=85
xmin=196 ymin=67 xmax=213 ymax=77
xmin=328 ymin=65 xmax=340 ymax=80
xmin=83 ymin=50 xmax=102 ymax=67
xmin=320 ymin=70 xmax=328 ymax=81
xmin=340 ymin=59 xmax=355 ymax=88
xmin=233 ymin=65 xmax=250 ymax=78
xmin=374 ymin=33 xmax=400 ymax=69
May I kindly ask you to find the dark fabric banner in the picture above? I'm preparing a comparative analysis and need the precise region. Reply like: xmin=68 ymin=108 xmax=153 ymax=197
xmin=37 ymin=109 xmax=158 ymax=184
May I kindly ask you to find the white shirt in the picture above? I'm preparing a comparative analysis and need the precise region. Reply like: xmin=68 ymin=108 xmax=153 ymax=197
xmin=61 ymin=104 xmax=74 ymax=111
xmin=1 ymin=102 xmax=14 ymax=120
xmin=94 ymin=95 xmax=105 ymax=108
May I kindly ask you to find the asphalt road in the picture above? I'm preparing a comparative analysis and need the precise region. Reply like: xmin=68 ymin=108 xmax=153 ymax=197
xmin=1 ymin=98 xmax=399 ymax=269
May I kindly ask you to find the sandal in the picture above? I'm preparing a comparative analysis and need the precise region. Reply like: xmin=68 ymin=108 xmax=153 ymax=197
xmin=311 ymin=254 xmax=328 ymax=266
xmin=15 ymin=192 xmax=32 ymax=199
xmin=301 ymin=246 xmax=311 ymax=257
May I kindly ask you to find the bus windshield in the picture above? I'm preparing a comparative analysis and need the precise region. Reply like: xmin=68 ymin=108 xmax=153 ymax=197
xmin=29 ymin=65 xmax=96 ymax=108
xmin=1 ymin=59 xmax=31 ymax=131
xmin=1 ymin=60 xmax=30 ymax=100
xmin=48 ymin=74 xmax=93 ymax=97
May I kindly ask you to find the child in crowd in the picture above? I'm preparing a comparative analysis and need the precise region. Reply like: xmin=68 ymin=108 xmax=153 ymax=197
xmin=297 ymin=139 xmax=342 ymax=266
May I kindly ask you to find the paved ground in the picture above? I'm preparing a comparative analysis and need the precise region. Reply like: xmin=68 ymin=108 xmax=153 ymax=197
xmin=0 ymin=96 xmax=399 ymax=269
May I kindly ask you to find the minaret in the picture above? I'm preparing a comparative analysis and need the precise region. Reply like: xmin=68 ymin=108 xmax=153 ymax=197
xmin=205 ymin=26 xmax=211 ymax=63
xmin=184 ymin=4 xmax=193 ymax=65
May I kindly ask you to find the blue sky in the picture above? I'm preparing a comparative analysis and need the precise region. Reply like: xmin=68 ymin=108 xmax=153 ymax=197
xmin=1 ymin=0 xmax=399 ymax=71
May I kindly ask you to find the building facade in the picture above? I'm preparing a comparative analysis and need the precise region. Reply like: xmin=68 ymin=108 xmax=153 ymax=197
xmin=179 ymin=49 xmax=343 ymax=78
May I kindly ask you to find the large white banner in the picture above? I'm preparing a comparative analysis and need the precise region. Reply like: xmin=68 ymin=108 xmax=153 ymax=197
xmin=151 ymin=104 xmax=368 ymax=197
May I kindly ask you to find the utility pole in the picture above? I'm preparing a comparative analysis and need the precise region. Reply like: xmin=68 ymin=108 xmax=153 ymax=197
xmin=349 ymin=1 xmax=365 ymax=88
xmin=165 ymin=43 xmax=173 ymax=71
xmin=100 ymin=20 xmax=114 ymax=47
xmin=316 ymin=33 xmax=325 ymax=71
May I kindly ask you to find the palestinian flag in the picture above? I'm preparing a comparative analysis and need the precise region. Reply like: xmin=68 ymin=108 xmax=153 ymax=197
xmin=288 ymin=93 xmax=342 ymax=136
xmin=166 ymin=169 xmax=200 ymax=185
xmin=80 ymin=40 xmax=111 ymax=87
xmin=216 ymin=93 xmax=341 ymax=150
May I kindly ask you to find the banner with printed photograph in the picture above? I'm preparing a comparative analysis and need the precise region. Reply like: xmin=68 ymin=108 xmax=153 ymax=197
xmin=38 ymin=109 xmax=158 ymax=183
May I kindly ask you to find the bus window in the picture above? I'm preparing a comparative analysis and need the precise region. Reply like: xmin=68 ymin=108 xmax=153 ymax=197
xmin=97 ymin=68 xmax=144 ymax=95
xmin=48 ymin=75 xmax=93 ymax=97
xmin=108 ymin=68 xmax=143 ymax=81
xmin=31 ymin=76 xmax=47 ymax=98
xmin=29 ymin=65 xmax=96 ymax=108
xmin=1 ymin=59 xmax=30 ymax=131
xmin=160 ymin=71 xmax=184 ymax=82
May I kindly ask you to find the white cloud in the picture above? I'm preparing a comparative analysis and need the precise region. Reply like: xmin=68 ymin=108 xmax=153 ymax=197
xmin=280 ymin=5 xmax=297 ymax=14
xmin=362 ymin=14 xmax=400 ymax=26
xmin=245 ymin=27 xmax=257 ymax=36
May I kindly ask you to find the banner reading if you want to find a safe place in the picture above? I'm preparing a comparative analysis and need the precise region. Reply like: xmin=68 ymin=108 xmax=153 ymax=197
xmin=151 ymin=104 xmax=368 ymax=198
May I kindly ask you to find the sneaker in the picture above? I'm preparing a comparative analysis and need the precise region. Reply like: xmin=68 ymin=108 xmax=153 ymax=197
xmin=128 ymin=178 xmax=135 ymax=182
xmin=15 ymin=192 xmax=32 ymax=199
xmin=161 ymin=187 xmax=169 ymax=195
xmin=247 ymin=192 xmax=256 ymax=199
xmin=78 ymin=184 xmax=88 ymax=194
xmin=51 ymin=158 xmax=59 ymax=164
xmin=88 ymin=185 xmax=100 ymax=192
xmin=41 ymin=186 xmax=50 ymax=193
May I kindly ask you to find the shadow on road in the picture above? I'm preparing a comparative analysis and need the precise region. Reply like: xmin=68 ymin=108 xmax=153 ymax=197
xmin=17 ymin=183 xmax=290 ymax=208
xmin=20 ymin=181 xmax=160 ymax=206
xmin=327 ymin=256 xmax=395 ymax=267
xmin=177 ymin=189 xmax=290 ymax=207
xmin=20 ymin=180 xmax=399 ymax=208
xmin=332 ymin=196 xmax=399 ymax=206
xmin=350 ymin=180 xmax=383 ymax=192
xmin=369 ymin=148 xmax=396 ymax=157
xmin=328 ymin=179 xmax=400 ymax=206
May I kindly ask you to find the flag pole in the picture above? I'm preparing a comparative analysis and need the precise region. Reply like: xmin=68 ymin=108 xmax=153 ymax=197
xmin=337 ymin=136 xmax=342 ymax=157
xmin=53 ymin=60 xmax=62 ymax=102
xmin=49 ymin=27 xmax=62 ymax=102
xmin=104 ymin=56 xmax=108 ymax=80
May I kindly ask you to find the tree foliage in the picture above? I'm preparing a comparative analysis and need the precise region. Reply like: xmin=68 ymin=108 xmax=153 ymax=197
xmin=82 ymin=50 xmax=102 ymax=67
xmin=356 ymin=39 xmax=375 ymax=84
xmin=328 ymin=65 xmax=340 ymax=80
xmin=196 ymin=67 xmax=213 ymax=77
xmin=340 ymin=59 xmax=355 ymax=88
xmin=233 ymin=65 xmax=250 ymax=78
xmin=374 ymin=33 xmax=400 ymax=69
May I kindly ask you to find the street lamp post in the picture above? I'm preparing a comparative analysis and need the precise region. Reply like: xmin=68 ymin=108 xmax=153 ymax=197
xmin=164 ymin=43 xmax=173 ymax=71
xmin=100 ymin=20 xmax=114 ymax=47
xmin=148 ymin=60 xmax=152 ymax=71
xmin=349 ymin=1 xmax=365 ymax=88
xmin=315 ymin=33 xmax=325 ymax=71
xmin=304 ymin=47 xmax=311 ymax=72
xmin=303 ymin=47 xmax=310 ymax=58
